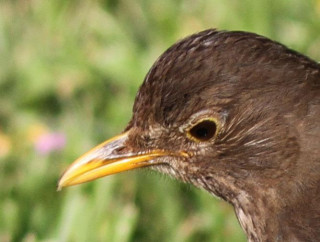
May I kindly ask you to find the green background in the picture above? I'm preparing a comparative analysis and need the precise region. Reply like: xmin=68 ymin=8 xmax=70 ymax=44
xmin=1 ymin=0 xmax=320 ymax=241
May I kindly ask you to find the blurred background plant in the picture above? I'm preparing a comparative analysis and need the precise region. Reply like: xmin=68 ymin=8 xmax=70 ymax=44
xmin=1 ymin=0 xmax=320 ymax=241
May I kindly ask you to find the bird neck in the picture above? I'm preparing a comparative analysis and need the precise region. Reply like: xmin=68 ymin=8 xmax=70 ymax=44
xmin=232 ymin=189 xmax=279 ymax=242
xmin=229 ymin=181 xmax=320 ymax=242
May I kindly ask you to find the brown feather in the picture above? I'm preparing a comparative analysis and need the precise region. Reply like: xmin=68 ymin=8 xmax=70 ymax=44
xmin=127 ymin=29 xmax=320 ymax=241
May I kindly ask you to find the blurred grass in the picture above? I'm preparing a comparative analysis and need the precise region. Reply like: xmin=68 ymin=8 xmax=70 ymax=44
xmin=0 ymin=0 xmax=319 ymax=241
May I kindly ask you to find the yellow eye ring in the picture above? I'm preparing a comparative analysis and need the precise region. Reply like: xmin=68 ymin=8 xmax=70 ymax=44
xmin=186 ymin=118 xmax=219 ymax=142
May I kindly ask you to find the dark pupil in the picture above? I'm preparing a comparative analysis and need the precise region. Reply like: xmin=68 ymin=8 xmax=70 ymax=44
xmin=196 ymin=127 xmax=208 ymax=138
xmin=190 ymin=120 xmax=216 ymax=141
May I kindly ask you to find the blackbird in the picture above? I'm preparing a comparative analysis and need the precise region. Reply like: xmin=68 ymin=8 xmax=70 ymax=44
xmin=58 ymin=29 xmax=320 ymax=241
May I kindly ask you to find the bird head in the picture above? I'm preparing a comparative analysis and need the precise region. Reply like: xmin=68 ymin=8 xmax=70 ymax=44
xmin=58 ymin=30 xmax=319 ymax=204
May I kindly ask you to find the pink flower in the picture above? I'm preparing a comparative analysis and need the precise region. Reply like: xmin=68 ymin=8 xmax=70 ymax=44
xmin=35 ymin=132 xmax=66 ymax=155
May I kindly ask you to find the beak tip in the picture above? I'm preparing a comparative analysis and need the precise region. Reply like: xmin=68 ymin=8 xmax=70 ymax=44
xmin=57 ymin=173 xmax=70 ymax=191
xmin=56 ymin=180 xmax=64 ymax=191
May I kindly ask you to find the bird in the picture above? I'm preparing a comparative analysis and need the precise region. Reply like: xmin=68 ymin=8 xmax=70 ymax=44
xmin=58 ymin=29 xmax=320 ymax=241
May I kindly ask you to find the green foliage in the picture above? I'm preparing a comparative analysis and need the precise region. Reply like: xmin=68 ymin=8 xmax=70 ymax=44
xmin=0 ymin=0 xmax=319 ymax=241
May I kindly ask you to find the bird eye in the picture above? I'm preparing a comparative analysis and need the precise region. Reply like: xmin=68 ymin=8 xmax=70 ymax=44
xmin=187 ymin=119 xmax=217 ymax=142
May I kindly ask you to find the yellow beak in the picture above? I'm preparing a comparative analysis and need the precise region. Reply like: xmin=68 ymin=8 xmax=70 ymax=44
xmin=58 ymin=131 xmax=187 ymax=190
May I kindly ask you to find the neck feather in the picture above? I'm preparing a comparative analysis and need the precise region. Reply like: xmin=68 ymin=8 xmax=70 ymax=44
xmin=229 ymin=185 xmax=320 ymax=242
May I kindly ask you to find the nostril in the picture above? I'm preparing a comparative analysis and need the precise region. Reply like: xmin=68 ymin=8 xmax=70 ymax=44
xmin=114 ymin=146 xmax=127 ymax=154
